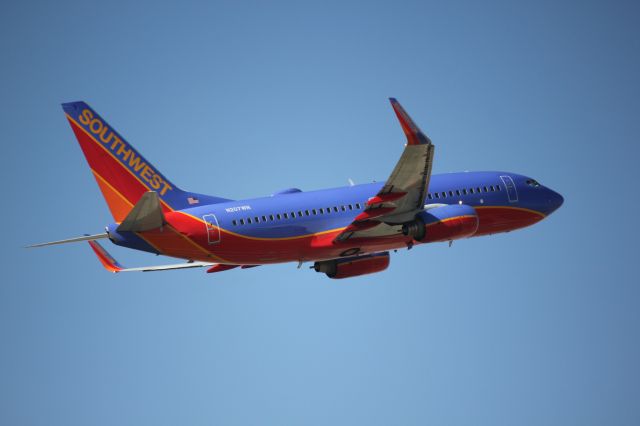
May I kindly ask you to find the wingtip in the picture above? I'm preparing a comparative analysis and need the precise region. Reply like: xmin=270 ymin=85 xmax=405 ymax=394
xmin=388 ymin=98 xmax=431 ymax=146
xmin=389 ymin=98 xmax=409 ymax=121
xmin=88 ymin=240 xmax=123 ymax=273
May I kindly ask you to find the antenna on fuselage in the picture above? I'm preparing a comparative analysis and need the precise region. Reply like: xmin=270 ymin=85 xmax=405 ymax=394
xmin=348 ymin=178 xmax=355 ymax=186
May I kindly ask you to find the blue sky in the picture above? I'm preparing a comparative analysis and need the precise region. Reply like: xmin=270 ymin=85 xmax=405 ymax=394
xmin=1 ymin=0 xmax=639 ymax=425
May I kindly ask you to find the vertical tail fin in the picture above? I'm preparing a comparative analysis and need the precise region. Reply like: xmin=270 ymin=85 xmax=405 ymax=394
xmin=62 ymin=101 xmax=229 ymax=221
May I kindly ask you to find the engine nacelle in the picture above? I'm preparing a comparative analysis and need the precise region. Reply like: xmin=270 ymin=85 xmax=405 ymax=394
xmin=314 ymin=252 xmax=390 ymax=279
xmin=401 ymin=219 xmax=426 ymax=241
xmin=404 ymin=204 xmax=479 ymax=243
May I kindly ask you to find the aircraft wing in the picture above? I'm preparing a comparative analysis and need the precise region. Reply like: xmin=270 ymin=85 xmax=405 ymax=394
xmin=335 ymin=98 xmax=434 ymax=242
xmin=88 ymin=240 xmax=216 ymax=272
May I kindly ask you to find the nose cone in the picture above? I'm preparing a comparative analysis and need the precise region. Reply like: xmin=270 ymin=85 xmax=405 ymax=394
xmin=545 ymin=188 xmax=564 ymax=215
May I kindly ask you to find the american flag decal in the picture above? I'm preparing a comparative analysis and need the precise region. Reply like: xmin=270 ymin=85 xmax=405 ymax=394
xmin=187 ymin=196 xmax=199 ymax=205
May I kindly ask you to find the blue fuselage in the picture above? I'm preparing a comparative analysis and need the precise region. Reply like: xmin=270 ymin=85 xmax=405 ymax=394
xmin=182 ymin=171 xmax=562 ymax=238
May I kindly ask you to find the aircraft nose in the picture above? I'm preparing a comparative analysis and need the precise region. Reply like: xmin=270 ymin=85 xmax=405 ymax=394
xmin=546 ymin=188 xmax=564 ymax=214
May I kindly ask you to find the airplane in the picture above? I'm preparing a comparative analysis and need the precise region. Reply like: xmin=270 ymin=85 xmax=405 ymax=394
xmin=28 ymin=99 xmax=564 ymax=279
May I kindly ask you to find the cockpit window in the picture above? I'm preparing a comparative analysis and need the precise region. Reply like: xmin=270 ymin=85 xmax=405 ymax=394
xmin=526 ymin=179 xmax=540 ymax=187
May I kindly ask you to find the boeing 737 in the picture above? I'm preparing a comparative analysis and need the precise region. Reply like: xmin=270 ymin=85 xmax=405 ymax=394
xmin=29 ymin=99 xmax=563 ymax=279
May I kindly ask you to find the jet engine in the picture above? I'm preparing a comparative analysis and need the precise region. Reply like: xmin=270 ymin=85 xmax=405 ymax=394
xmin=402 ymin=204 xmax=479 ymax=243
xmin=314 ymin=252 xmax=390 ymax=279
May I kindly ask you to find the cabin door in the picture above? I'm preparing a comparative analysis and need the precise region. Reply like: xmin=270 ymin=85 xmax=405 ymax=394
xmin=500 ymin=175 xmax=518 ymax=203
xmin=203 ymin=214 xmax=221 ymax=244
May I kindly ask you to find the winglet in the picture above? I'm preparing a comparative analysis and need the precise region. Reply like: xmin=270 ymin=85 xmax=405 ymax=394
xmin=389 ymin=98 xmax=432 ymax=146
xmin=88 ymin=240 xmax=124 ymax=273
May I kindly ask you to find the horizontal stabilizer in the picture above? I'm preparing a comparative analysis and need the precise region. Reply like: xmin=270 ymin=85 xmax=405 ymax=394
xmin=26 ymin=233 xmax=109 ymax=248
xmin=117 ymin=191 xmax=165 ymax=232
xmin=88 ymin=240 xmax=216 ymax=273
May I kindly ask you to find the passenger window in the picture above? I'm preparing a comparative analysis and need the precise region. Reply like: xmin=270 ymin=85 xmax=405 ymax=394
xmin=319 ymin=208 xmax=324 ymax=214
xmin=254 ymin=216 xmax=260 ymax=223
xmin=341 ymin=206 xmax=346 ymax=211
xmin=348 ymin=205 xmax=353 ymax=210
xmin=496 ymin=185 xmax=501 ymax=191
xmin=312 ymin=209 xmax=317 ymax=215
xmin=476 ymin=187 xmax=481 ymax=193
xmin=262 ymin=215 xmax=267 ymax=222
xmin=490 ymin=186 xmax=495 ymax=192
xmin=456 ymin=190 xmax=460 ymax=196
xmin=269 ymin=214 xmax=274 ymax=221
xmin=428 ymin=193 xmax=432 ymax=200
xmin=333 ymin=207 xmax=338 ymax=212
xmin=232 ymin=220 xmax=237 ymax=226
xmin=483 ymin=186 xmax=488 ymax=192
xmin=448 ymin=191 xmax=453 ymax=197
xmin=239 ymin=219 xmax=245 ymax=225
xmin=284 ymin=213 xmax=289 ymax=219
xmin=470 ymin=188 xmax=474 ymax=194
xmin=291 ymin=212 xmax=295 ymax=218
xmin=247 ymin=218 xmax=252 ymax=224
xmin=355 ymin=203 xmax=361 ymax=209
xmin=276 ymin=214 xmax=281 ymax=220
xmin=441 ymin=192 xmax=446 ymax=198
xmin=305 ymin=210 xmax=310 ymax=216
xmin=327 ymin=207 xmax=331 ymax=213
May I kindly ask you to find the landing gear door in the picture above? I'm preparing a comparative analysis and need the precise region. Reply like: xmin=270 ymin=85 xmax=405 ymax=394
xmin=203 ymin=214 xmax=221 ymax=244
xmin=500 ymin=175 xmax=518 ymax=203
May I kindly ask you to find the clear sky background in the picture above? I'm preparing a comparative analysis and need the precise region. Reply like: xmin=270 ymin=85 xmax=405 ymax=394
xmin=1 ymin=0 xmax=639 ymax=425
